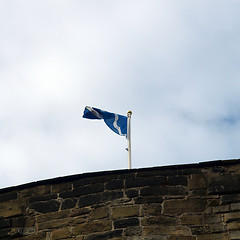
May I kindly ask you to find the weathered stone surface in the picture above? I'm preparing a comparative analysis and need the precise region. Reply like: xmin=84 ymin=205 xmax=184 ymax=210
xmin=52 ymin=182 xmax=72 ymax=193
xmin=0 ymin=218 xmax=12 ymax=229
xmin=163 ymin=198 xmax=206 ymax=215
xmin=0 ymin=200 xmax=25 ymax=218
xmin=143 ymin=225 xmax=191 ymax=236
xmin=209 ymin=175 xmax=240 ymax=194
xmin=61 ymin=198 xmax=77 ymax=210
xmin=91 ymin=206 xmax=109 ymax=219
xmin=78 ymin=190 xmax=123 ymax=208
xmin=52 ymin=228 xmax=72 ymax=239
xmin=189 ymin=174 xmax=207 ymax=189
xmin=112 ymin=206 xmax=139 ymax=219
xmin=125 ymin=189 xmax=138 ymax=198
xmin=70 ymin=208 xmax=90 ymax=217
xmin=114 ymin=217 xmax=139 ymax=229
xmin=124 ymin=226 xmax=142 ymax=237
xmin=196 ymin=233 xmax=229 ymax=240
xmin=29 ymin=200 xmax=60 ymax=213
xmin=38 ymin=218 xmax=72 ymax=230
xmin=168 ymin=237 xmax=196 ymax=240
xmin=225 ymin=212 xmax=240 ymax=222
xmin=221 ymin=194 xmax=240 ymax=205
xmin=181 ymin=215 xmax=202 ymax=225
xmin=141 ymin=216 xmax=178 ymax=226
xmin=134 ymin=196 xmax=163 ymax=204
xmin=19 ymin=185 xmax=51 ymax=198
xmin=0 ymin=191 xmax=18 ymax=203
xmin=230 ymin=231 xmax=240 ymax=239
xmin=37 ymin=210 xmax=70 ymax=222
xmin=142 ymin=204 xmax=162 ymax=216
xmin=126 ymin=176 xmax=167 ymax=188
xmin=60 ymin=183 xmax=104 ymax=198
xmin=73 ymin=220 xmax=112 ymax=235
xmin=84 ymin=230 xmax=123 ymax=240
xmin=168 ymin=176 xmax=188 ymax=186
xmin=141 ymin=186 xmax=188 ymax=196
xmin=29 ymin=193 xmax=57 ymax=203
xmin=105 ymin=180 xmax=124 ymax=190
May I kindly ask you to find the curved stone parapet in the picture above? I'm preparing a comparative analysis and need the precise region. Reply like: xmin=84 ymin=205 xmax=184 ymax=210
xmin=1 ymin=159 xmax=240 ymax=239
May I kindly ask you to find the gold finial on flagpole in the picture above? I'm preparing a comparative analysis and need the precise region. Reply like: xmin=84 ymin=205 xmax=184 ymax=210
xmin=127 ymin=111 xmax=132 ymax=116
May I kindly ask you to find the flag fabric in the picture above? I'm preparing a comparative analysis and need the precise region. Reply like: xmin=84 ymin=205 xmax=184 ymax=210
xmin=82 ymin=106 xmax=127 ymax=136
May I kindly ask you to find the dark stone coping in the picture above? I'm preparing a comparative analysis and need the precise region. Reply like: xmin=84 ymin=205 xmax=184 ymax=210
xmin=1 ymin=158 xmax=240 ymax=194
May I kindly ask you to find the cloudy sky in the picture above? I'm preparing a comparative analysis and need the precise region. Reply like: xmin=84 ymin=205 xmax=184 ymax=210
xmin=1 ymin=0 xmax=240 ymax=188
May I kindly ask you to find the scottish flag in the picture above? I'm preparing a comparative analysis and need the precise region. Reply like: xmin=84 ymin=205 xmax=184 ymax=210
xmin=82 ymin=106 xmax=127 ymax=136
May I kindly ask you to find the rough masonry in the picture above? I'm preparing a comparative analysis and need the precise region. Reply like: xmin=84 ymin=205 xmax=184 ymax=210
xmin=1 ymin=159 xmax=240 ymax=239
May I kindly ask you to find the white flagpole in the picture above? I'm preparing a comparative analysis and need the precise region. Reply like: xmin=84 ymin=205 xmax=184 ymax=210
xmin=127 ymin=111 xmax=132 ymax=169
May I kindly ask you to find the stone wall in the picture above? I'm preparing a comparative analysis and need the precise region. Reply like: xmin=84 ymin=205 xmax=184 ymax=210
xmin=1 ymin=159 xmax=240 ymax=239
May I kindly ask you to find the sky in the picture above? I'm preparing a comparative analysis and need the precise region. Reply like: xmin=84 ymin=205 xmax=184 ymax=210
xmin=1 ymin=0 xmax=240 ymax=188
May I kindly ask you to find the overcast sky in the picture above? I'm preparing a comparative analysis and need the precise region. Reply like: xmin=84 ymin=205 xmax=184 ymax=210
xmin=1 ymin=0 xmax=240 ymax=188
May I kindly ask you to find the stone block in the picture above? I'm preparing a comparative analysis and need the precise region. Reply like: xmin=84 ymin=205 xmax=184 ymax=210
xmin=168 ymin=237 xmax=196 ymax=240
xmin=212 ymin=204 xmax=230 ymax=214
xmin=73 ymin=220 xmax=112 ymax=235
xmin=0 ymin=191 xmax=18 ymax=203
xmin=134 ymin=196 xmax=163 ymax=204
xmin=230 ymin=231 xmax=240 ymax=239
xmin=140 ymin=186 xmax=168 ymax=196
xmin=0 ymin=200 xmax=25 ymax=218
xmin=141 ymin=186 xmax=188 ymax=197
xmin=0 ymin=218 xmax=12 ymax=229
xmin=61 ymin=198 xmax=77 ymax=210
xmin=73 ymin=174 xmax=119 ymax=187
xmin=163 ymin=199 xmax=206 ymax=215
xmin=209 ymin=175 xmax=240 ymax=195
xmin=125 ymin=189 xmax=138 ymax=198
xmin=225 ymin=212 xmax=240 ymax=222
xmin=124 ymin=226 xmax=142 ymax=236
xmin=181 ymin=215 xmax=202 ymax=225
xmin=189 ymin=174 xmax=207 ymax=189
xmin=78 ymin=190 xmax=123 ymax=208
xmin=29 ymin=200 xmax=60 ymax=213
xmin=209 ymin=223 xmax=226 ymax=233
xmin=105 ymin=180 xmax=124 ymax=190
xmin=114 ymin=217 xmax=139 ymax=229
xmin=83 ymin=229 xmax=123 ymax=240
xmin=0 ymin=228 xmax=11 ymax=238
xmin=168 ymin=176 xmax=188 ymax=186
xmin=202 ymin=214 xmax=222 ymax=224
xmin=227 ymin=221 xmax=240 ymax=230
xmin=231 ymin=202 xmax=240 ymax=211
xmin=52 ymin=228 xmax=72 ymax=240
xmin=29 ymin=193 xmax=58 ymax=203
xmin=221 ymin=194 xmax=240 ymax=205
xmin=143 ymin=225 xmax=191 ymax=236
xmin=38 ymin=218 xmax=72 ymax=230
xmin=126 ymin=176 xmax=167 ymax=188
xmin=70 ymin=207 xmax=90 ymax=217
xmin=37 ymin=210 xmax=70 ymax=222
xmin=91 ymin=206 xmax=109 ymax=219
xmin=196 ymin=233 xmax=229 ymax=240
xmin=19 ymin=185 xmax=51 ymax=198
xmin=142 ymin=204 xmax=162 ymax=216
xmin=141 ymin=216 xmax=178 ymax=226
xmin=52 ymin=182 xmax=72 ymax=193
xmin=190 ymin=225 xmax=209 ymax=235
xmin=112 ymin=206 xmax=139 ymax=219
xmin=60 ymin=183 xmax=104 ymax=198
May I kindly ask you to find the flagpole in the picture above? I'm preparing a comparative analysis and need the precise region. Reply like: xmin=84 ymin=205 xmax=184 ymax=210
xmin=127 ymin=111 xmax=132 ymax=169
